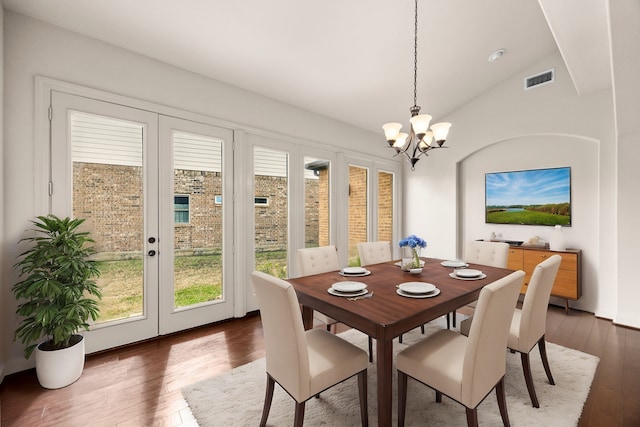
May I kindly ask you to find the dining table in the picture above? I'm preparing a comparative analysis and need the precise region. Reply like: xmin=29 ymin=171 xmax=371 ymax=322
xmin=286 ymin=257 xmax=515 ymax=427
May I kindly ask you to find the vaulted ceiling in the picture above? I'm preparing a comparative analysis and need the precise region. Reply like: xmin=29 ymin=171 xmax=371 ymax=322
xmin=2 ymin=0 xmax=612 ymax=134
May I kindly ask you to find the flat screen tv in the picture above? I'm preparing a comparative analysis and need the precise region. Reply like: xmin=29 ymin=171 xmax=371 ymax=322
xmin=485 ymin=167 xmax=571 ymax=226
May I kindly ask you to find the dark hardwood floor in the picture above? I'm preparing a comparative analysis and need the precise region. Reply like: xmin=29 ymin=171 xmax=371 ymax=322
xmin=1 ymin=305 xmax=639 ymax=426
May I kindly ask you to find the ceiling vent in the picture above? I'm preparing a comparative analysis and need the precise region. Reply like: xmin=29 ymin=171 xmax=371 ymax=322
xmin=524 ymin=68 xmax=554 ymax=90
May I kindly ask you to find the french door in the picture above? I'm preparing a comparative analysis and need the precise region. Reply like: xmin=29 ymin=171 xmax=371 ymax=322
xmin=50 ymin=92 xmax=234 ymax=352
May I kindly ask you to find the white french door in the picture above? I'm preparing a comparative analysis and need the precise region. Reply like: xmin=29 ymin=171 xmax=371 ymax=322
xmin=50 ymin=92 xmax=234 ymax=352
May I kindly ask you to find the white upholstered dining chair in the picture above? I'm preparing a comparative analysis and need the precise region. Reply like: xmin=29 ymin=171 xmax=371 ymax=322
xmin=465 ymin=240 xmax=510 ymax=268
xmin=296 ymin=246 xmax=341 ymax=333
xmin=357 ymin=241 xmax=392 ymax=266
xmin=251 ymin=271 xmax=369 ymax=427
xmin=297 ymin=245 xmax=374 ymax=361
xmin=397 ymin=270 xmax=524 ymax=427
xmin=460 ymin=254 xmax=562 ymax=408
xmin=448 ymin=240 xmax=510 ymax=328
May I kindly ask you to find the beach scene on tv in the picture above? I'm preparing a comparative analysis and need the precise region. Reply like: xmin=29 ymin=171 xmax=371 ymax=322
xmin=485 ymin=167 xmax=571 ymax=226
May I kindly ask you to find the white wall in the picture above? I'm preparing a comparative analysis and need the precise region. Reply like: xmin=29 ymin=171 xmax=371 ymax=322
xmin=460 ymin=135 xmax=599 ymax=310
xmin=0 ymin=11 xmax=391 ymax=376
xmin=610 ymin=0 xmax=640 ymax=327
xmin=405 ymin=50 xmax=618 ymax=319
xmin=0 ymin=5 xmax=5 ymax=383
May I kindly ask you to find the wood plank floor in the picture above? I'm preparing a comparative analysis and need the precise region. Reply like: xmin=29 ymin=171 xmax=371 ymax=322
xmin=1 ymin=305 xmax=639 ymax=426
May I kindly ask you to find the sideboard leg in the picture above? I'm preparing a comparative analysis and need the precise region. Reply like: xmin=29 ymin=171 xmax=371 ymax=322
xmin=564 ymin=299 xmax=569 ymax=314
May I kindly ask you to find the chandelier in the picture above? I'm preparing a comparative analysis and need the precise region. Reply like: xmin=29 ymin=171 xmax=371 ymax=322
xmin=382 ymin=0 xmax=451 ymax=170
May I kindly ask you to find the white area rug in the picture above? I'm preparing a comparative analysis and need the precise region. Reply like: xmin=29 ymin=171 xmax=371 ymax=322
xmin=183 ymin=322 xmax=598 ymax=426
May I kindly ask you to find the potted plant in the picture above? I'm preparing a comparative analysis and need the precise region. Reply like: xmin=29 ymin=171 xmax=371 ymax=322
xmin=12 ymin=214 xmax=102 ymax=389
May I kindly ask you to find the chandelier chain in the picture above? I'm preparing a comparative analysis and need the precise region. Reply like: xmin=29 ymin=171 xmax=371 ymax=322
xmin=413 ymin=0 xmax=418 ymax=108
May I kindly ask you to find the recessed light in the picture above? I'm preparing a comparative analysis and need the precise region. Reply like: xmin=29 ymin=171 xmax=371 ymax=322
xmin=488 ymin=48 xmax=506 ymax=62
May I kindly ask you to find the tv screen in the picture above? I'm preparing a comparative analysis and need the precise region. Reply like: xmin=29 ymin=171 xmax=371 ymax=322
xmin=485 ymin=167 xmax=571 ymax=226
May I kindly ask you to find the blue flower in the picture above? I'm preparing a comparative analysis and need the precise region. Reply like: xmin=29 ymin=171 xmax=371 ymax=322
xmin=398 ymin=235 xmax=427 ymax=249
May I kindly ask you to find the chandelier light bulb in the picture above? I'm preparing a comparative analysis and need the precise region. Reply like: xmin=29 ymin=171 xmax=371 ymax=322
xmin=409 ymin=114 xmax=432 ymax=138
xmin=418 ymin=131 xmax=433 ymax=151
xmin=430 ymin=122 xmax=452 ymax=144
xmin=382 ymin=122 xmax=403 ymax=143
xmin=393 ymin=132 xmax=409 ymax=150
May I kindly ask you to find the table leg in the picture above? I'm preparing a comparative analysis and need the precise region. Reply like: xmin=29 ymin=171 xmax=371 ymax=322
xmin=376 ymin=337 xmax=393 ymax=427
xmin=301 ymin=305 xmax=314 ymax=330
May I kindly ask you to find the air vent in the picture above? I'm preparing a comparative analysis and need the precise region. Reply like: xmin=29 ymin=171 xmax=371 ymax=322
xmin=524 ymin=68 xmax=554 ymax=90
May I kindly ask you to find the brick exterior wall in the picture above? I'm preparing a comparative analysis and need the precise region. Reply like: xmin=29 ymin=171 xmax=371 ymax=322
xmin=74 ymin=163 xmax=305 ymax=258
xmin=305 ymin=177 xmax=320 ymax=247
xmin=253 ymin=175 xmax=289 ymax=251
xmin=348 ymin=166 xmax=368 ymax=259
xmin=377 ymin=171 xmax=394 ymax=242
xmin=73 ymin=162 xmax=144 ymax=255
xmin=73 ymin=162 xmax=389 ymax=260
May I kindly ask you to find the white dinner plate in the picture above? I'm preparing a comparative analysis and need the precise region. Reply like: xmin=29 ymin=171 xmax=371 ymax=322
xmin=338 ymin=270 xmax=371 ymax=277
xmin=328 ymin=288 xmax=368 ymax=297
xmin=449 ymin=272 xmax=487 ymax=281
xmin=397 ymin=282 xmax=436 ymax=294
xmin=331 ymin=281 xmax=367 ymax=293
xmin=396 ymin=288 xmax=441 ymax=299
xmin=341 ymin=267 xmax=367 ymax=275
xmin=455 ymin=268 xmax=483 ymax=278
xmin=440 ymin=260 xmax=469 ymax=268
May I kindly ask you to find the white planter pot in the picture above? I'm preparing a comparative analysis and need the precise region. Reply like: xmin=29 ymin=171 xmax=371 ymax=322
xmin=35 ymin=335 xmax=85 ymax=389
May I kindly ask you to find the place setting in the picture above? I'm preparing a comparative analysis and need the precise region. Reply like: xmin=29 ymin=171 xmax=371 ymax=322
xmin=396 ymin=282 xmax=441 ymax=298
xmin=449 ymin=268 xmax=487 ymax=280
xmin=327 ymin=281 xmax=373 ymax=300
xmin=338 ymin=266 xmax=372 ymax=277
xmin=440 ymin=259 xmax=469 ymax=268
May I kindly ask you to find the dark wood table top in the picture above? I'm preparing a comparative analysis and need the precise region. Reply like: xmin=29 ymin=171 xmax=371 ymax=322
xmin=287 ymin=257 xmax=515 ymax=341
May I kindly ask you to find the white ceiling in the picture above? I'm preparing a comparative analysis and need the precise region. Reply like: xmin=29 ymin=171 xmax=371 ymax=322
xmin=2 ymin=0 xmax=612 ymax=134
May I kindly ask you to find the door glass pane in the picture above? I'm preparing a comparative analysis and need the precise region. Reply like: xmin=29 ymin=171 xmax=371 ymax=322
xmin=348 ymin=165 xmax=368 ymax=266
xmin=172 ymin=132 xmax=223 ymax=309
xmin=254 ymin=147 xmax=288 ymax=278
xmin=71 ymin=112 xmax=144 ymax=323
xmin=378 ymin=171 xmax=394 ymax=242
xmin=304 ymin=157 xmax=330 ymax=248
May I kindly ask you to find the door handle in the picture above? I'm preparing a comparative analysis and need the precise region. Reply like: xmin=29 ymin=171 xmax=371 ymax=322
xmin=148 ymin=250 xmax=157 ymax=257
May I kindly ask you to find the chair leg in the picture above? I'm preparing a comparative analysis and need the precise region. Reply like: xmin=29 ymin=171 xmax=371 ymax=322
xmin=358 ymin=370 xmax=369 ymax=427
xmin=520 ymin=351 xmax=540 ymax=408
xmin=259 ymin=375 xmax=275 ymax=427
xmin=368 ymin=337 xmax=373 ymax=363
xmin=397 ymin=371 xmax=408 ymax=427
xmin=496 ymin=377 xmax=511 ymax=426
xmin=465 ymin=407 xmax=479 ymax=427
xmin=293 ymin=401 xmax=306 ymax=427
xmin=538 ymin=336 xmax=555 ymax=385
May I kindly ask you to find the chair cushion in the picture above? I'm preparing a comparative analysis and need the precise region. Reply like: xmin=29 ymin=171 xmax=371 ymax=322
xmin=305 ymin=329 xmax=368 ymax=399
xmin=397 ymin=329 xmax=466 ymax=402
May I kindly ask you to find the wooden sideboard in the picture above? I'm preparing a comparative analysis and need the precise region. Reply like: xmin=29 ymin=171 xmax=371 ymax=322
xmin=507 ymin=246 xmax=582 ymax=313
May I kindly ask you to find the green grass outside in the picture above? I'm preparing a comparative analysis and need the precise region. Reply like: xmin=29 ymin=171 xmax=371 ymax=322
xmin=94 ymin=251 xmax=288 ymax=322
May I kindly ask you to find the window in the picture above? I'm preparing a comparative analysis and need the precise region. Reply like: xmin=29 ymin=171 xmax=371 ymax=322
xmin=254 ymin=197 xmax=269 ymax=206
xmin=174 ymin=195 xmax=190 ymax=223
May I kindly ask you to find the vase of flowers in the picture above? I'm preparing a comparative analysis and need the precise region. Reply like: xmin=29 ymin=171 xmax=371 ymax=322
xmin=399 ymin=235 xmax=427 ymax=271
